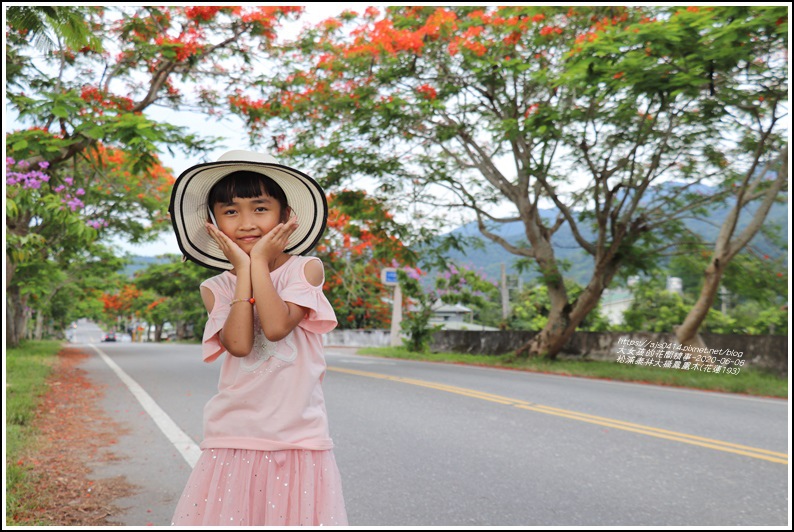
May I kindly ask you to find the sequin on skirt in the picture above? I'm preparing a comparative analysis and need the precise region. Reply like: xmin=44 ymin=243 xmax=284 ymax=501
xmin=171 ymin=448 xmax=347 ymax=526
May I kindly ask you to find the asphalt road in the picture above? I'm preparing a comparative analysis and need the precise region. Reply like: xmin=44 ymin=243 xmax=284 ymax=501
xmin=70 ymin=321 xmax=789 ymax=527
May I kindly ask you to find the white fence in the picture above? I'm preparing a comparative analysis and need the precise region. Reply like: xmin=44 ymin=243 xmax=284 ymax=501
xmin=323 ymin=329 xmax=392 ymax=347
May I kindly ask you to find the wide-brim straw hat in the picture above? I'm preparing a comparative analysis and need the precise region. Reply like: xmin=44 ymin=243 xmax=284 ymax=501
xmin=169 ymin=150 xmax=328 ymax=271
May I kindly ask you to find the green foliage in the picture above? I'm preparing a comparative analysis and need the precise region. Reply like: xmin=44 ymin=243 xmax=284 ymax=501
xmin=30 ymin=245 xmax=128 ymax=337
xmin=5 ymin=5 xmax=103 ymax=55
xmin=619 ymin=280 xmax=690 ymax=333
xmin=6 ymin=154 xmax=120 ymax=339
xmin=617 ymin=276 xmax=742 ymax=334
xmin=132 ymin=256 xmax=209 ymax=340
xmin=657 ymin=250 xmax=788 ymax=335
xmin=617 ymin=261 xmax=789 ymax=336
xmin=434 ymin=262 xmax=503 ymax=327
xmin=748 ymin=305 xmax=789 ymax=336
xmin=668 ymin=245 xmax=788 ymax=307
xmin=5 ymin=341 xmax=59 ymax=426
xmin=510 ymin=281 xmax=611 ymax=332
xmin=398 ymin=268 xmax=442 ymax=352
xmin=5 ymin=159 xmax=96 ymax=269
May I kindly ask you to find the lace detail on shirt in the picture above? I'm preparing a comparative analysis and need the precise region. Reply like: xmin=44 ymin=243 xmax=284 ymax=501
xmin=240 ymin=320 xmax=297 ymax=373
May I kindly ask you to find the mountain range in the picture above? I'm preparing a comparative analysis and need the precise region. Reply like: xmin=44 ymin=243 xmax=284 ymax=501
xmin=436 ymin=191 xmax=789 ymax=287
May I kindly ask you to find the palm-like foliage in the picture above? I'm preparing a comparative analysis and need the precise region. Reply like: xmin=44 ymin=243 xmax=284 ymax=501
xmin=5 ymin=5 xmax=102 ymax=52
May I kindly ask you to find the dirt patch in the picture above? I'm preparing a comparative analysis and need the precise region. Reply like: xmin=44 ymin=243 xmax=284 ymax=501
xmin=12 ymin=347 xmax=138 ymax=526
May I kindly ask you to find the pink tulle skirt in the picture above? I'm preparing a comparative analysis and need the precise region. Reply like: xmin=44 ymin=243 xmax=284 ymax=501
xmin=171 ymin=448 xmax=347 ymax=526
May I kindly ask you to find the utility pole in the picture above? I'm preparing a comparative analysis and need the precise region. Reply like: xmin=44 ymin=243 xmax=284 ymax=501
xmin=501 ymin=263 xmax=510 ymax=320
xmin=720 ymin=285 xmax=730 ymax=314
xmin=382 ymin=267 xmax=402 ymax=347
xmin=390 ymin=282 xmax=402 ymax=347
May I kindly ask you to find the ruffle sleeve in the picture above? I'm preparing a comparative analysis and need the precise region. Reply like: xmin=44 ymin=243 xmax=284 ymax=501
xmin=201 ymin=279 xmax=231 ymax=363
xmin=279 ymin=259 xmax=338 ymax=334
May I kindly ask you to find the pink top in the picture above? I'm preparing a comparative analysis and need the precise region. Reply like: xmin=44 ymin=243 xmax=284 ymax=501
xmin=199 ymin=255 xmax=338 ymax=451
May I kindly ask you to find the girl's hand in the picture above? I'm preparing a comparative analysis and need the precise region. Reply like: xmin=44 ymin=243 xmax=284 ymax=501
xmin=251 ymin=216 xmax=298 ymax=265
xmin=205 ymin=222 xmax=251 ymax=270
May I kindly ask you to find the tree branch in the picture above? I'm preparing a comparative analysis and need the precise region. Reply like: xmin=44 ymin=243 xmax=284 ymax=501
xmin=724 ymin=146 xmax=787 ymax=261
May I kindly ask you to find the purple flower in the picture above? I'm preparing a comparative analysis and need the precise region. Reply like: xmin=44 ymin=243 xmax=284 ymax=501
xmin=87 ymin=218 xmax=108 ymax=229
xmin=65 ymin=197 xmax=84 ymax=211
xmin=404 ymin=267 xmax=421 ymax=280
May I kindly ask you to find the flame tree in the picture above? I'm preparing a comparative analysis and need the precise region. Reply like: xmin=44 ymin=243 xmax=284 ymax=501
xmin=224 ymin=6 xmax=787 ymax=358
xmin=569 ymin=5 xmax=788 ymax=353
xmin=5 ymin=6 xmax=307 ymax=346
xmin=317 ymin=190 xmax=415 ymax=329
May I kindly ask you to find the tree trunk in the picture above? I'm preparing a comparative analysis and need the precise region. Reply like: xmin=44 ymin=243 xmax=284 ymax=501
xmin=673 ymin=260 xmax=727 ymax=371
xmin=676 ymin=258 xmax=726 ymax=347
xmin=676 ymin=146 xmax=787 ymax=349
xmin=178 ymin=321 xmax=190 ymax=340
xmin=7 ymin=291 xmax=20 ymax=348
xmin=517 ymin=262 xmax=619 ymax=359
xmin=6 ymin=285 xmax=30 ymax=348
xmin=516 ymin=247 xmax=570 ymax=359
xmin=6 ymin=254 xmax=19 ymax=347
xmin=33 ymin=309 xmax=45 ymax=340
xmin=6 ymin=251 xmax=15 ymax=289
xmin=518 ymin=318 xmax=575 ymax=360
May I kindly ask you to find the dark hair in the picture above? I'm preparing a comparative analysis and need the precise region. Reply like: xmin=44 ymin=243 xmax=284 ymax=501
xmin=208 ymin=170 xmax=289 ymax=221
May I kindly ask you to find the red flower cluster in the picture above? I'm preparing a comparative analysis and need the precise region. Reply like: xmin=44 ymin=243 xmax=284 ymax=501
xmin=416 ymin=84 xmax=438 ymax=100
xmin=148 ymin=297 xmax=167 ymax=311
xmin=241 ymin=6 xmax=303 ymax=39
xmin=524 ymin=103 xmax=540 ymax=117
xmin=155 ymin=28 xmax=204 ymax=62
xmin=228 ymin=93 xmax=270 ymax=118
xmin=185 ymin=6 xmax=225 ymax=22
xmin=540 ymin=26 xmax=563 ymax=36
xmin=79 ymin=86 xmax=134 ymax=114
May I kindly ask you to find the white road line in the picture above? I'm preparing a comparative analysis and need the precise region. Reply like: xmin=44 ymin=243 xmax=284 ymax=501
xmin=90 ymin=344 xmax=201 ymax=468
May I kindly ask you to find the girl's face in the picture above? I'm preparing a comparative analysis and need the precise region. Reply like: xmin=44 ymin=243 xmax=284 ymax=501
xmin=211 ymin=193 xmax=286 ymax=254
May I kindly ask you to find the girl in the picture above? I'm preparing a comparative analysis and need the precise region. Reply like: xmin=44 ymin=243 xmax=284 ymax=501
xmin=168 ymin=150 xmax=347 ymax=526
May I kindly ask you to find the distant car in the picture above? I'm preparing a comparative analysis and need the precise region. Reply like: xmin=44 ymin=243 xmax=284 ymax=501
xmin=102 ymin=332 xmax=117 ymax=342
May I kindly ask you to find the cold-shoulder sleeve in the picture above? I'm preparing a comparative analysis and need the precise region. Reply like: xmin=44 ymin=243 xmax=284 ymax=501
xmin=200 ymin=276 xmax=231 ymax=363
xmin=279 ymin=258 xmax=338 ymax=334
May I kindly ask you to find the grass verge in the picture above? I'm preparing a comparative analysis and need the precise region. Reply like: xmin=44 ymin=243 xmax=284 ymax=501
xmin=6 ymin=340 xmax=63 ymax=525
xmin=356 ymin=347 xmax=788 ymax=399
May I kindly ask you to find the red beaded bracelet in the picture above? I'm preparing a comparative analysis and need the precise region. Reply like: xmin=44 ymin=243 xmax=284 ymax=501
xmin=230 ymin=297 xmax=255 ymax=306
